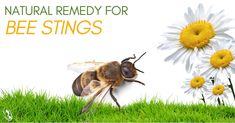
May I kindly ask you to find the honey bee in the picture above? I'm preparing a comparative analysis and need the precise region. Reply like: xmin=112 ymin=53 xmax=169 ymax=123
xmin=68 ymin=52 xmax=146 ymax=114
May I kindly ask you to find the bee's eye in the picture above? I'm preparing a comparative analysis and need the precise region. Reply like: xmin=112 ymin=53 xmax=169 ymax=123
xmin=121 ymin=64 xmax=135 ymax=78
xmin=122 ymin=67 xmax=131 ymax=77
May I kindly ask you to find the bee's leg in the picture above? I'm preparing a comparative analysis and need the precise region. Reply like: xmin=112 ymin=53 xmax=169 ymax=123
xmin=124 ymin=79 xmax=145 ymax=85
xmin=80 ymin=88 xmax=103 ymax=114
xmin=110 ymin=87 xmax=121 ymax=110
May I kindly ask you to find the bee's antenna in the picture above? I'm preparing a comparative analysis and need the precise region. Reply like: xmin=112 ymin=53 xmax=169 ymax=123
xmin=136 ymin=68 xmax=144 ymax=73
xmin=122 ymin=54 xmax=136 ymax=63
xmin=133 ymin=52 xmax=147 ymax=64
xmin=133 ymin=52 xmax=146 ymax=73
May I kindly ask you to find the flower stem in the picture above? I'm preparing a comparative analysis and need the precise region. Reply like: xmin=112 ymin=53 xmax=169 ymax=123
xmin=217 ymin=98 xmax=221 ymax=105
xmin=201 ymin=94 xmax=206 ymax=104
xmin=228 ymin=78 xmax=235 ymax=101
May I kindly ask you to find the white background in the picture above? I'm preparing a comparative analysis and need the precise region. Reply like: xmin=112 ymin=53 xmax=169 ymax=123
xmin=0 ymin=0 xmax=235 ymax=106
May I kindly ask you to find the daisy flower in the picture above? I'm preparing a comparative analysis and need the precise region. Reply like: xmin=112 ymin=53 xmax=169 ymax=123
xmin=206 ymin=78 xmax=230 ymax=104
xmin=182 ymin=68 xmax=209 ymax=98
xmin=158 ymin=4 xmax=232 ymax=72
xmin=198 ymin=39 xmax=235 ymax=78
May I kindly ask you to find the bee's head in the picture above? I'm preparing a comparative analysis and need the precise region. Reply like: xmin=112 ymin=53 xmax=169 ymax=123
xmin=120 ymin=52 xmax=146 ymax=79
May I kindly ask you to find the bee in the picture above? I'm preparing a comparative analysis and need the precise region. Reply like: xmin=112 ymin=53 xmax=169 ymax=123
xmin=68 ymin=52 xmax=146 ymax=114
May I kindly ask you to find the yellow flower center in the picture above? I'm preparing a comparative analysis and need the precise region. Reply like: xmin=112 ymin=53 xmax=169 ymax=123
xmin=190 ymin=76 xmax=205 ymax=89
xmin=210 ymin=49 xmax=234 ymax=68
xmin=212 ymin=84 xmax=225 ymax=95
xmin=180 ymin=20 xmax=215 ymax=49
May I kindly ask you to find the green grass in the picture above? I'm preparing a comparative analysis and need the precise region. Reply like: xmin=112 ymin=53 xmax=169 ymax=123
xmin=0 ymin=90 xmax=235 ymax=122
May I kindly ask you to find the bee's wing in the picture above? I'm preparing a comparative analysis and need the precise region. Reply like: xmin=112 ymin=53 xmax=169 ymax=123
xmin=80 ymin=83 xmax=110 ymax=114
xmin=80 ymin=87 xmax=103 ymax=114
xmin=67 ymin=61 xmax=105 ymax=73
xmin=80 ymin=80 xmax=104 ymax=96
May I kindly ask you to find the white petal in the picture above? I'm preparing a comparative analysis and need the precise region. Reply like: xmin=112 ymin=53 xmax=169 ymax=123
xmin=200 ymin=57 xmax=210 ymax=63
xmin=212 ymin=15 xmax=225 ymax=27
xmin=215 ymin=18 xmax=233 ymax=30
xmin=207 ymin=13 xmax=214 ymax=21
xmin=187 ymin=7 xmax=195 ymax=22
xmin=171 ymin=23 xmax=185 ymax=29
xmin=198 ymin=63 xmax=211 ymax=69
xmin=198 ymin=3 xmax=205 ymax=19
xmin=184 ymin=88 xmax=192 ymax=94
xmin=168 ymin=25 xmax=182 ymax=31
xmin=215 ymin=28 xmax=230 ymax=34
xmin=173 ymin=48 xmax=188 ymax=64
xmin=162 ymin=33 xmax=179 ymax=39
xmin=229 ymin=63 xmax=235 ymax=73
xmin=194 ymin=47 xmax=199 ymax=56
xmin=195 ymin=5 xmax=200 ymax=20
xmin=202 ymin=67 xmax=215 ymax=77
xmin=165 ymin=37 xmax=179 ymax=41
xmin=208 ymin=94 xmax=214 ymax=99
xmin=223 ymin=93 xmax=228 ymax=98
xmin=230 ymin=62 xmax=235 ymax=68
xmin=192 ymin=90 xmax=196 ymax=97
xmin=186 ymin=51 xmax=193 ymax=72
xmin=221 ymin=68 xmax=231 ymax=78
xmin=164 ymin=48 xmax=185 ymax=62
xmin=158 ymin=41 xmax=181 ymax=50
xmin=205 ymin=6 xmax=213 ymax=20
xmin=166 ymin=32 xmax=180 ymax=36
xmin=213 ymin=41 xmax=221 ymax=51
xmin=210 ymin=10 xmax=224 ymax=24
xmin=184 ymin=13 xmax=192 ymax=23
xmin=211 ymin=69 xmax=219 ymax=78
xmin=193 ymin=68 xmax=200 ymax=76
xmin=216 ymin=33 xmax=234 ymax=39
